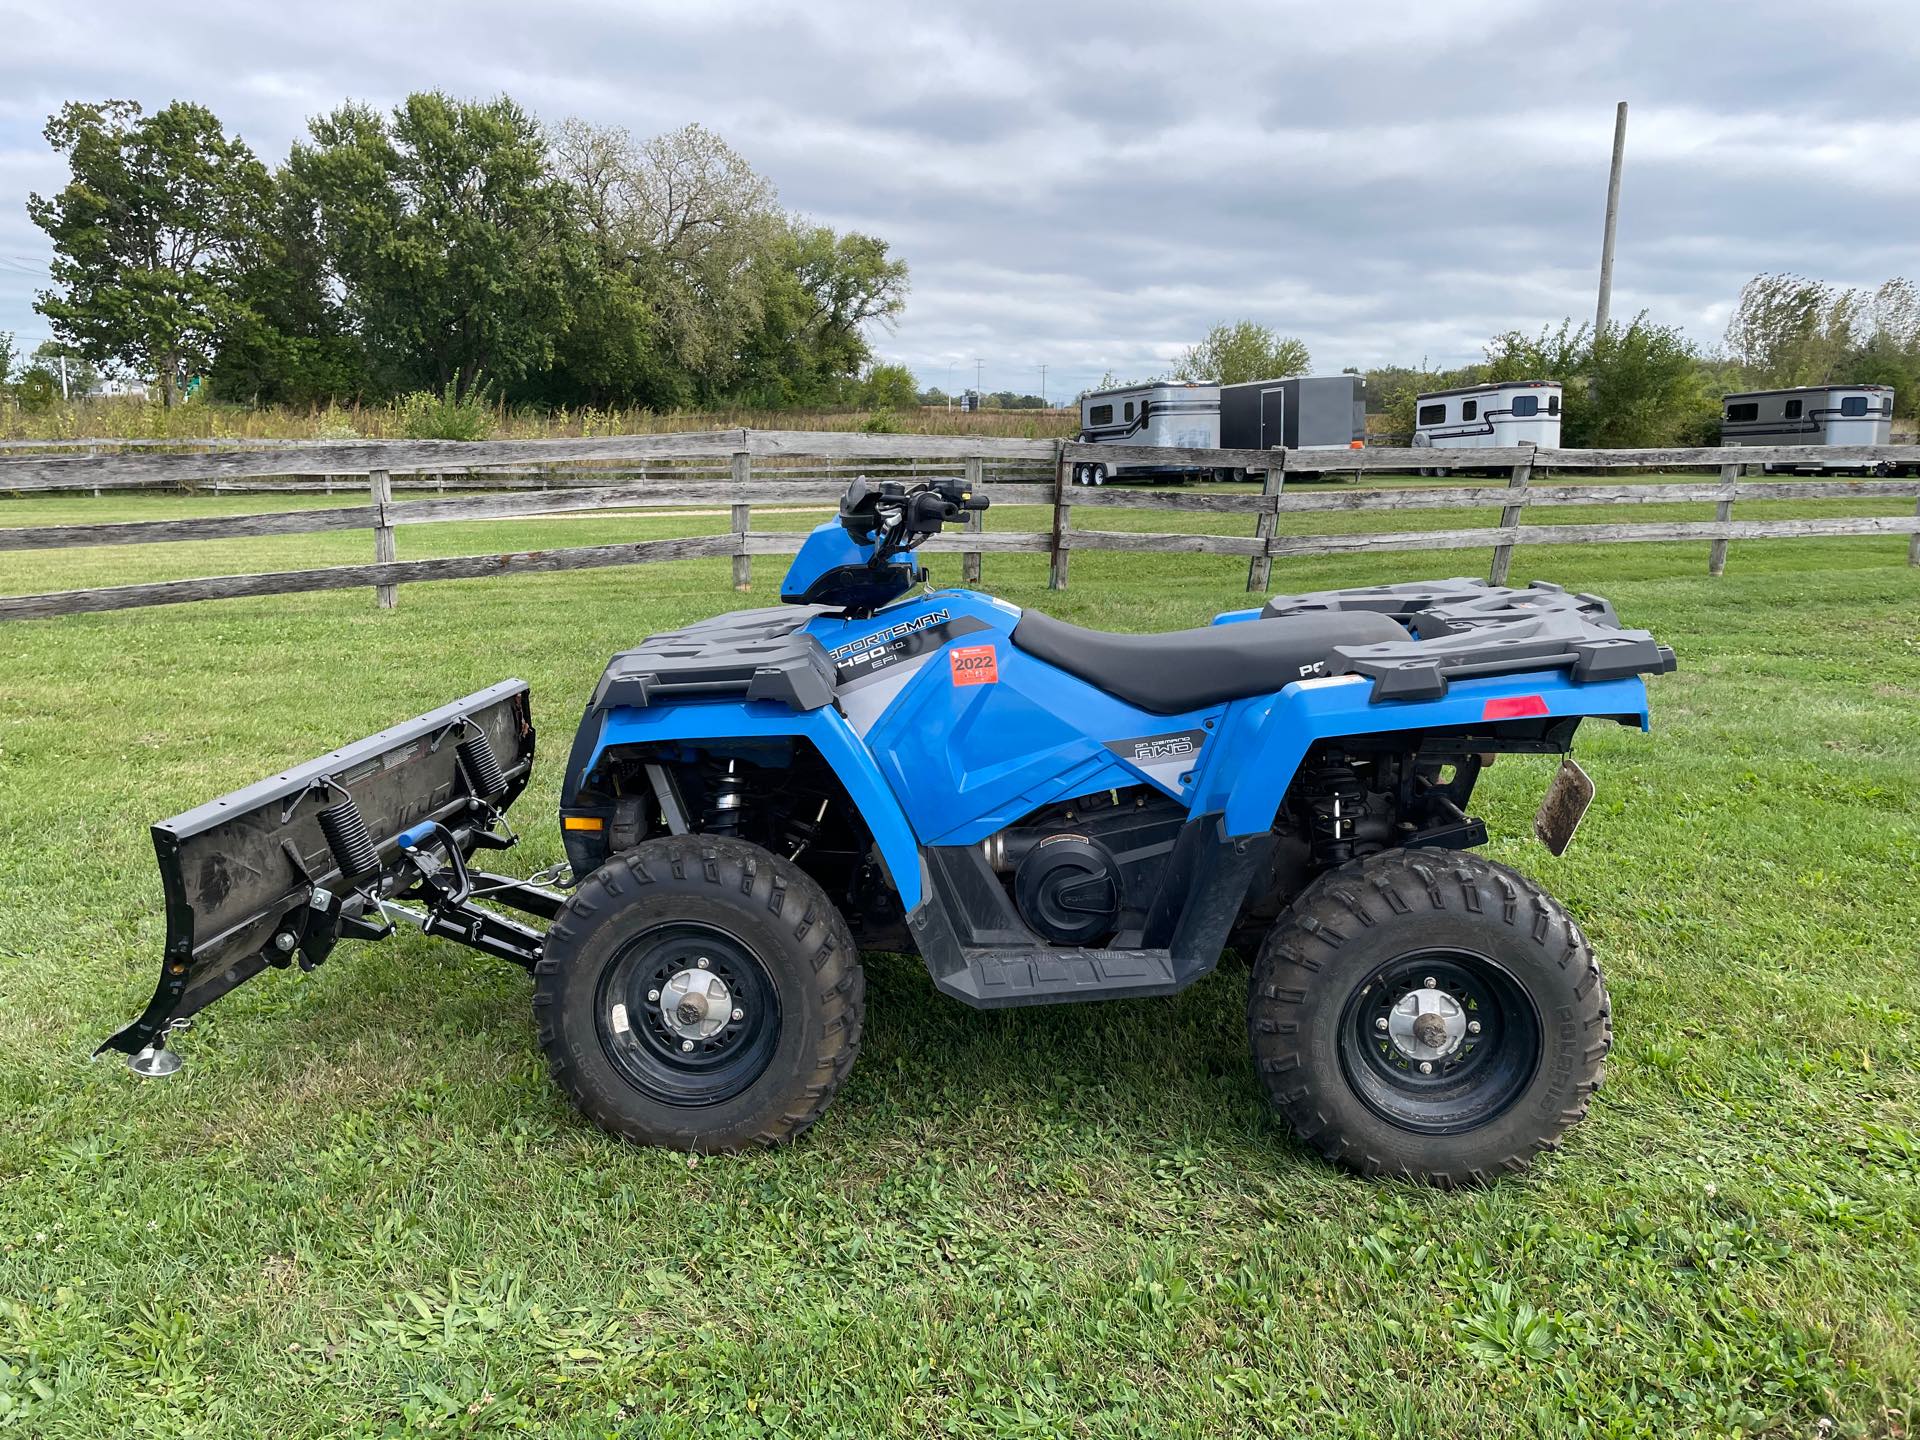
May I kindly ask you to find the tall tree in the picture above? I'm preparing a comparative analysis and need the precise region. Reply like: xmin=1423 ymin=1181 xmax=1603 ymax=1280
xmin=551 ymin=119 xmax=787 ymax=403
xmin=210 ymin=176 xmax=368 ymax=404
xmin=1172 ymin=321 xmax=1311 ymax=386
xmin=1723 ymin=273 xmax=1863 ymax=389
xmin=29 ymin=100 xmax=273 ymax=406
xmin=736 ymin=224 xmax=908 ymax=404
xmin=292 ymin=93 xmax=577 ymax=394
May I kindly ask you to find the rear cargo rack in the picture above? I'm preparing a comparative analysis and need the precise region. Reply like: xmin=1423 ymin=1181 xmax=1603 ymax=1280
xmin=1262 ymin=580 xmax=1677 ymax=702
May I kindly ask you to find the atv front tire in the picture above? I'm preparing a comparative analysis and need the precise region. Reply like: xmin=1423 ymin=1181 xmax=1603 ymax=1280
xmin=534 ymin=835 xmax=864 ymax=1152
xmin=1248 ymin=849 xmax=1609 ymax=1186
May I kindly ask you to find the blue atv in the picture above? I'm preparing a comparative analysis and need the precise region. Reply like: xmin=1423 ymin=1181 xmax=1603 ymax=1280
xmin=101 ymin=476 xmax=1673 ymax=1185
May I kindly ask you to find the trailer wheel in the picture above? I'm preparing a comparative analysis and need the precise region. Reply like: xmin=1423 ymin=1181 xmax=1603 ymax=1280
xmin=534 ymin=834 xmax=863 ymax=1152
xmin=1247 ymin=849 xmax=1609 ymax=1187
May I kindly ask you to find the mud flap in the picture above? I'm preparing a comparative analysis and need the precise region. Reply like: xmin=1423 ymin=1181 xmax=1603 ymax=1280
xmin=1533 ymin=757 xmax=1594 ymax=857
xmin=96 ymin=681 xmax=537 ymax=1060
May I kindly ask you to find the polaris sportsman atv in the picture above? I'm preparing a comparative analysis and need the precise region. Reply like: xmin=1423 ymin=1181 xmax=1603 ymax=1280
xmin=100 ymin=475 xmax=1673 ymax=1185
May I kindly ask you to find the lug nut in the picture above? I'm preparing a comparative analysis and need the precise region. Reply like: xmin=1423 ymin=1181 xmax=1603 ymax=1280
xmin=1374 ymin=1017 xmax=1389 ymax=1032
xmin=647 ymin=989 xmax=660 ymax=1002
xmin=731 ymin=1008 xmax=744 ymax=1021
xmin=696 ymin=958 xmax=710 ymax=969
xmin=1468 ymin=1020 xmax=1482 ymax=1035
xmin=680 ymin=1039 xmax=695 ymax=1053
xmin=1423 ymin=976 xmax=1437 ymax=988
xmin=1418 ymin=1061 xmax=1434 ymax=1075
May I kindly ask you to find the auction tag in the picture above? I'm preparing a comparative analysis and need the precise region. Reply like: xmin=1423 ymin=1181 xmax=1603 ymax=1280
xmin=949 ymin=644 xmax=999 ymax=686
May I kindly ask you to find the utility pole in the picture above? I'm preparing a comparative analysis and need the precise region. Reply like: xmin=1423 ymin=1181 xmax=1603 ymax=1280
xmin=57 ymin=355 xmax=69 ymax=400
xmin=1037 ymin=363 xmax=1048 ymax=405
xmin=1594 ymin=101 xmax=1628 ymax=342
xmin=974 ymin=358 xmax=985 ymax=396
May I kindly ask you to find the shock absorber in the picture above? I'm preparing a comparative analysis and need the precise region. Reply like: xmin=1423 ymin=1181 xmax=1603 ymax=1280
xmin=704 ymin=759 xmax=745 ymax=836
xmin=1302 ymin=763 xmax=1368 ymax=867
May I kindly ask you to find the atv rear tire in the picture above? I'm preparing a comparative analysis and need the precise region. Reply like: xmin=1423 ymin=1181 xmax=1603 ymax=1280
xmin=1248 ymin=849 xmax=1609 ymax=1187
xmin=534 ymin=835 xmax=864 ymax=1152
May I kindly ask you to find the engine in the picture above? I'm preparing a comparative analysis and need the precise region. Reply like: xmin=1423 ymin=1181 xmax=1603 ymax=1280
xmin=982 ymin=788 xmax=1186 ymax=946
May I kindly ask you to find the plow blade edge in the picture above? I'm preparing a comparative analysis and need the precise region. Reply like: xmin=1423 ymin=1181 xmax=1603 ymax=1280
xmin=98 ymin=681 xmax=535 ymax=1058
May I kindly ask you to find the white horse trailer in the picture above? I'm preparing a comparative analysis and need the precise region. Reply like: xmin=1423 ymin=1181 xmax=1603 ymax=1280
xmin=1073 ymin=382 xmax=1220 ymax=484
xmin=1720 ymin=385 xmax=1898 ymax=472
xmin=1412 ymin=380 xmax=1562 ymax=473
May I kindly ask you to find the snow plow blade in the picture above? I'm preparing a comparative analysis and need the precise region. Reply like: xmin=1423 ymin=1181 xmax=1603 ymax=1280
xmin=97 ymin=681 xmax=536 ymax=1061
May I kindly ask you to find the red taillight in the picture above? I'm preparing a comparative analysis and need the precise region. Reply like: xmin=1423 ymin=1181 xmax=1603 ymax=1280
xmin=1483 ymin=695 xmax=1549 ymax=720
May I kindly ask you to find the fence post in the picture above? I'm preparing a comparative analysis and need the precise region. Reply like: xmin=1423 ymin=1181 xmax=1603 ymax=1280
xmin=962 ymin=455 xmax=985 ymax=585
xmin=1909 ymin=490 xmax=1919 ymax=568
xmin=1709 ymin=461 xmax=1739 ymax=577
xmin=731 ymin=450 xmax=752 ymax=592
xmin=1246 ymin=448 xmax=1287 ymax=592
xmin=1048 ymin=442 xmax=1071 ymax=590
xmin=370 ymin=468 xmax=397 ymax=609
xmin=1488 ymin=448 xmax=1533 ymax=586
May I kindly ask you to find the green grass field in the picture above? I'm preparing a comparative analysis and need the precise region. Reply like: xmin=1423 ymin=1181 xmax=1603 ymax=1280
xmin=2 ymin=482 xmax=1919 ymax=1437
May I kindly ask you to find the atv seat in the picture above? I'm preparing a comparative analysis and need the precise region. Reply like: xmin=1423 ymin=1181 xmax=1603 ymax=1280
xmin=1010 ymin=608 xmax=1408 ymax=715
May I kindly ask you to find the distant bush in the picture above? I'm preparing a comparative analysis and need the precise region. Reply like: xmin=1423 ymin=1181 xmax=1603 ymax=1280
xmin=859 ymin=409 xmax=903 ymax=433
xmin=397 ymin=376 xmax=496 ymax=441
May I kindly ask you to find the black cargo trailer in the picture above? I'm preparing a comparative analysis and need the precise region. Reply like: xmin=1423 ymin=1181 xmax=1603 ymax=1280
xmin=1219 ymin=375 xmax=1367 ymax=478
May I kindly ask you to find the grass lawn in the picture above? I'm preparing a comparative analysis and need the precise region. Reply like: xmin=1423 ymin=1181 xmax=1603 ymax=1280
xmin=1 ymin=484 xmax=1918 ymax=1437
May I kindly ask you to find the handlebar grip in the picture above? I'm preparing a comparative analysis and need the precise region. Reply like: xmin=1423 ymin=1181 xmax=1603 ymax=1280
xmin=963 ymin=494 xmax=991 ymax=511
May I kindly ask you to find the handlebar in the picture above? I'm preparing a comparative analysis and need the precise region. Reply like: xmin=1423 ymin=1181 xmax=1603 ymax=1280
xmin=839 ymin=477 xmax=989 ymax=550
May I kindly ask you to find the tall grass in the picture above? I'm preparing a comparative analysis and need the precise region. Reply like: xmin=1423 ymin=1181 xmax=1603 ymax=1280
xmin=0 ymin=396 xmax=1080 ymax=444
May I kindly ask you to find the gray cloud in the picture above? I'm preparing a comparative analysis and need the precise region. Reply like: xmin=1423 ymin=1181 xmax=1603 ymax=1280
xmin=2 ymin=0 xmax=1917 ymax=399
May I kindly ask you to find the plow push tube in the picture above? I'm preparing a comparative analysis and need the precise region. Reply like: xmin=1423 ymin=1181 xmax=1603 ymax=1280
xmin=97 ymin=681 xmax=540 ymax=1062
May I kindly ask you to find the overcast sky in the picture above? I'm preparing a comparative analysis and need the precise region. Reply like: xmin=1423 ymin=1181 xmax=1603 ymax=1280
xmin=2 ymin=0 xmax=1917 ymax=401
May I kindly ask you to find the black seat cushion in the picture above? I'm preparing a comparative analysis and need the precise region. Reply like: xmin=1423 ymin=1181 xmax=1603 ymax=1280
xmin=1010 ymin=607 xmax=1408 ymax=715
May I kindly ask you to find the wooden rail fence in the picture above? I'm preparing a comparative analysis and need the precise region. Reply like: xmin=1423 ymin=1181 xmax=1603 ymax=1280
xmin=1 ymin=429 xmax=1918 ymax=622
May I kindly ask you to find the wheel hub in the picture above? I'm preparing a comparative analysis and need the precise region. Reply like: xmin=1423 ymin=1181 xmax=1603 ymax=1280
xmin=658 ymin=964 xmax=735 ymax=1041
xmin=1385 ymin=981 xmax=1468 ymax=1062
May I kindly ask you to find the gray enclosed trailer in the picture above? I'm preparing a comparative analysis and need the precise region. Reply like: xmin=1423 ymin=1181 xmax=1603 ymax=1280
xmin=1720 ymin=384 xmax=1899 ymax=472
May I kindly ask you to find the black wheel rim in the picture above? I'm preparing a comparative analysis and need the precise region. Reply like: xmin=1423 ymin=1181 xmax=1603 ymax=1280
xmin=594 ymin=921 xmax=782 ymax=1107
xmin=1337 ymin=948 xmax=1541 ymax=1135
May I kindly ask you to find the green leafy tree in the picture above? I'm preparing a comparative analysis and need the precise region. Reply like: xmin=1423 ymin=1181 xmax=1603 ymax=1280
xmin=860 ymin=362 xmax=919 ymax=410
xmin=735 ymin=224 xmax=908 ymax=404
xmin=292 ymin=93 xmax=577 ymax=395
xmin=550 ymin=119 xmax=786 ymax=405
xmin=1485 ymin=316 xmax=1715 ymax=447
xmin=0 ymin=331 xmax=17 ymax=392
xmin=1848 ymin=278 xmax=1920 ymax=419
xmin=1724 ymin=273 xmax=1863 ymax=389
xmin=29 ymin=99 xmax=273 ymax=406
xmin=1172 ymin=321 xmax=1311 ymax=385
xmin=210 ymin=176 xmax=368 ymax=404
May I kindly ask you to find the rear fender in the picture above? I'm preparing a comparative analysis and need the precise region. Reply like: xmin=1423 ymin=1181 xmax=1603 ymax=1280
xmin=1188 ymin=671 xmax=1652 ymax=838
xmin=568 ymin=701 xmax=925 ymax=909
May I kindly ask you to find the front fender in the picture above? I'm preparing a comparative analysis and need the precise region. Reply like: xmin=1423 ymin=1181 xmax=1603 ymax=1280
xmin=1189 ymin=671 xmax=1653 ymax=839
xmin=569 ymin=700 xmax=925 ymax=909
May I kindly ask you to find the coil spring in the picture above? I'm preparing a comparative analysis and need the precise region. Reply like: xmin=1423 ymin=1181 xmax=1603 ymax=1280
xmin=704 ymin=759 xmax=745 ymax=836
xmin=318 ymin=796 xmax=381 ymax=881
xmin=457 ymin=728 xmax=507 ymax=800
xmin=1303 ymin=765 xmax=1367 ymax=866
